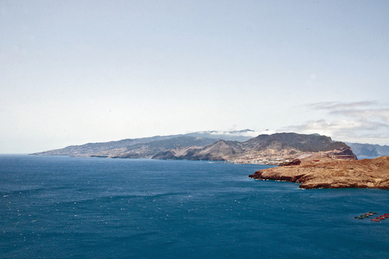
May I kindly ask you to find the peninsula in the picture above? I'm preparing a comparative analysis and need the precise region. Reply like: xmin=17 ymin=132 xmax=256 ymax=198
xmin=249 ymin=155 xmax=389 ymax=189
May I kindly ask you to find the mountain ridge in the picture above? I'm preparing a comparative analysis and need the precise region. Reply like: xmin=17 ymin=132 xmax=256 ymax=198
xmin=346 ymin=142 xmax=389 ymax=159
xmin=32 ymin=131 xmax=357 ymax=165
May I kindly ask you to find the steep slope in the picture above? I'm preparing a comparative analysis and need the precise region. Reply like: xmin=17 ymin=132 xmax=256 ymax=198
xmin=244 ymin=133 xmax=347 ymax=152
xmin=155 ymin=133 xmax=356 ymax=164
xmin=113 ymin=136 xmax=216 ymax=158
xmin=152 ymin=140 xmax=244 ymax=161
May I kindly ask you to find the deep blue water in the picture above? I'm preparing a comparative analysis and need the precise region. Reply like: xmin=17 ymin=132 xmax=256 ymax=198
xmin=1 ymin=155 xmax=389 ymax=258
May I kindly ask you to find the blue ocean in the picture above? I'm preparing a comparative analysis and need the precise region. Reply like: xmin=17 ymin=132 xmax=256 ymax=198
xmin=1 ymin=155 xmax=388 ymax=258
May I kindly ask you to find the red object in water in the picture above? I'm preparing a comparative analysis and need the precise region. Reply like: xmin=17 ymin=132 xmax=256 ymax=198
xmin=384 ymin=213 xmax=389 ymax=216
xmin=379 ymin=217 xmax=386 ymax=220
xmin=371 ymin=219 xmax=381 ymax=222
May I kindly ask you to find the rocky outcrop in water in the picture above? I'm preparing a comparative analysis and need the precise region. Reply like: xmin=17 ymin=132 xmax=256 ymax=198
xmin=249 ymin=155 xmax=389 ymax=189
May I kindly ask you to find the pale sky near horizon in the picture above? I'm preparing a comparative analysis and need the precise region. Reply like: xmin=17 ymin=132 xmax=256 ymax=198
xmin=1 ymin=0 xmax=389 ymax=153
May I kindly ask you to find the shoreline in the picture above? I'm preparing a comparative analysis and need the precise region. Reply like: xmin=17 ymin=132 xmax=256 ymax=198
xmin=249 ymin=156 xmax=389 ymax=189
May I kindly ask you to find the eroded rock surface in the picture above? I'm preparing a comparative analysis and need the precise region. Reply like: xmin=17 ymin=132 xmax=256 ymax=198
xmin=249 ymin=155 xmax=389 ymax=189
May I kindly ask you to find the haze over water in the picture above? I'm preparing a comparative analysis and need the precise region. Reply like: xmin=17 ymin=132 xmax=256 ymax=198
xmin=1 ymin=1 xmax=389 ymax=153
xmin=1 ymin=155 xmax=388 ymax=258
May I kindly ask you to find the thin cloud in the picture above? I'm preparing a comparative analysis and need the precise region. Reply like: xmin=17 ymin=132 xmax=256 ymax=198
xmin=283 ymin=101 xmax=389 ymax=144
xmin=330 ymin=109 xmax=389 ymax=123
xmin=308 ymin=101 xmax=389 ymax=123
xmin=308 ymin=101 xmax=377 ymax=111
xmin=285 ymin=119 xmax=389 ymax=133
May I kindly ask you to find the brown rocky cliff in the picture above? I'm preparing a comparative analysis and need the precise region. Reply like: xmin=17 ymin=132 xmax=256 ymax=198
xmin=249 ymin=156 xmax=389 ymax=189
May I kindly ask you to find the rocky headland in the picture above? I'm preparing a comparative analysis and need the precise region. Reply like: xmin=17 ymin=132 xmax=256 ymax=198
xmin=249 ymin=155 xmax=389 ymax=189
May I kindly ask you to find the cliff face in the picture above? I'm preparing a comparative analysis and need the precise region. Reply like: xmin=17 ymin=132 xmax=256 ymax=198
xmin=244 ymin=133 xmax=346 ymax=152
xmin=249 ymin=155 xmax=389 ymax=189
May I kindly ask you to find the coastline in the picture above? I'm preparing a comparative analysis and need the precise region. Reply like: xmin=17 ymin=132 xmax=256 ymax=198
xmin=249 ymin=156 xmax=389 ymax=189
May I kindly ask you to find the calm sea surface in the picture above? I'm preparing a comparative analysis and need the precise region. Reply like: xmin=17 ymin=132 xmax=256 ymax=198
xmin=1 ymin=155 xmax=388 ymax=258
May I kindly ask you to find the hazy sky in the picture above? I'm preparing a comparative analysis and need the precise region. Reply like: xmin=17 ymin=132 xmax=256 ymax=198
xmin=1 ymin=0 xmax=389 ymax=153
